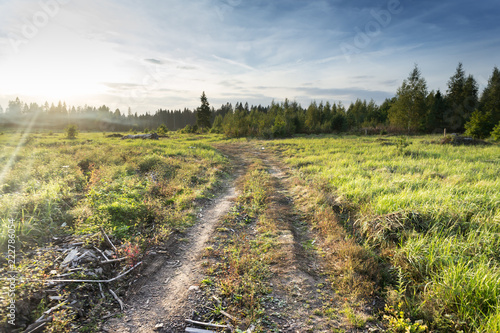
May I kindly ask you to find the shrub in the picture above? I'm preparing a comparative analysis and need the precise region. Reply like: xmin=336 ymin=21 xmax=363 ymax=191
xmin=464 ymin=110 xmax=493 ymax=139
xmin=491 ymin=122 xmax=500 ymax=141
xmin=157 ymin=124 xmax=168 ymax=136
xmin=180 ymin=124 xmax=198 ymax=134
xmin=65 ymin=124 xmax=78 ymax=139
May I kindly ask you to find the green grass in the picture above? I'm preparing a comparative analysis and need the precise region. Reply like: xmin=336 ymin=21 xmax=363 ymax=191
xmin=267 ymin=135 xmax=500 ymax=332
xmin=0 ymin=132 xmax=228 ymax=245
xmin=202 ymin=161 xmax=280 ymax=330
xmin=0 ymin=131 xmax=228 ymax=330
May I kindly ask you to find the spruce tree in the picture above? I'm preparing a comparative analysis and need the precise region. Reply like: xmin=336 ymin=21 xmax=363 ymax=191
xmin=479 ymin=67 xmax=500 ymax=125
xmin=445 ymin=63 xmax=478 ymax=131
xmin=196 ymin=92 xmax=212 ymax=129
xmin=388 ymin=65 xmax=428 ymax=132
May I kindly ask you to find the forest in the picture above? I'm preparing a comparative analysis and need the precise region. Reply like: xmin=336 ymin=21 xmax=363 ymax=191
xmin=1 ymin=63 xmax=500 ymax=140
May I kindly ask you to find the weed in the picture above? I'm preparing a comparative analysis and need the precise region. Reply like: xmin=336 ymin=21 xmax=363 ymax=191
xmin=384 ymin=303 xmax=427 ymax=333
xmin=341 ymin=305 xmax=368 ymax=328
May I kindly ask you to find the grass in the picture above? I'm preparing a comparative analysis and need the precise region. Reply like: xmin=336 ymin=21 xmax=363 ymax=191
xmin=0 ymin=131 xmax=228 ymax=330
xmin=201 ymin=161 xmax=283 ymax=331
xmin=267 ymin=134 xmax=500 ymax=332
xmin=0 ymin=132 xmax=228 ymax=245
xmin=3 ymin=131 xmax=499 ymax=331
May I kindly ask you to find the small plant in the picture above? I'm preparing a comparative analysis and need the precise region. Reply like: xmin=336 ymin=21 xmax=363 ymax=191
xmin=122 ymin=241 xmax=141 ymax=266
xmin=395 ymin=136 xmax=411 ymax=155
xmin=65 ymin=124 xmax=78 ymax=139
xmin=201 ymin=278 xmax=214 ymax=287
xmin=46 ymin=308 xmax=75 ymax=333
xmin=384 ymin=303 xmax=427 ymax=333
xmin=341 ymin=305 xmax=369 ymax=328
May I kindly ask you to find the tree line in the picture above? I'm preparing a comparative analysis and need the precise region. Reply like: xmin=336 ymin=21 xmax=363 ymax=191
xmin=208 ymin=64 xmax=500 ymax=139
xmin=1 ymin=63 xmax=499 ymax=139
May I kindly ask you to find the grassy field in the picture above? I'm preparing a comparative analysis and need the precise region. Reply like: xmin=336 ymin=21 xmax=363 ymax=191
xmin=0 ymin=131 xmax=228 ymax=330
xmin=2 ymin=131 xmax=499 ymax=331
xmin=267 ymin=135 xmax=500 ymax=332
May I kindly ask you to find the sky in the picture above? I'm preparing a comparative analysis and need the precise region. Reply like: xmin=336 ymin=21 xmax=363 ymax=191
xmin=0 ymin=0 xmax=499 ymax=113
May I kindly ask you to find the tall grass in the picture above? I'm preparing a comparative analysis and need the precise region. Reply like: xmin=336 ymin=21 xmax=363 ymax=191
xmin=0 ymin=132 xmax=228 ymax=245
xmin=268 ymin=135 xmax=500 ymax=332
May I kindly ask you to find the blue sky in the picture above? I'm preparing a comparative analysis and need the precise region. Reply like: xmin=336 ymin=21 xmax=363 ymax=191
xmin=0 ymin=0 xmax=499 ymax=113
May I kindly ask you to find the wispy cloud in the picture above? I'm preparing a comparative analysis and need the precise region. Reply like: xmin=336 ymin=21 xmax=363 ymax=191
xmin=0 ymin=0 xmax=499 ymax=112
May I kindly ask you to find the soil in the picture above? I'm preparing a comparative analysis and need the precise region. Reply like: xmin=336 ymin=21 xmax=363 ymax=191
xmin=102 ymin=174 xmax=239 ymax=332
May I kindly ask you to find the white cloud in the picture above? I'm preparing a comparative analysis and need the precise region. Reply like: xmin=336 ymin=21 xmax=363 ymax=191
xmin=0 ymin=0 xmax=499 ymax=112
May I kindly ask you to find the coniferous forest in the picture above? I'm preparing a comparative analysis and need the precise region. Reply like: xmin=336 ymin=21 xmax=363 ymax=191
xmin=1 ymin=64 xmax=499 ymax=140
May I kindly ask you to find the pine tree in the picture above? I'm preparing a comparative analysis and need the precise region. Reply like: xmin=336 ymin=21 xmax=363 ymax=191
xmin=425 ymin=90 xmax=447 ymax=132
xmin=305 ymin=102 xmax=320 ymax=133
xmin=445 ymin=63 xmax=478 ymax=131
xmin=388 ymin=65 xmax=428 ymax=132
xmin=196 ymin=92 xmax=212 ymax=129
xmin=479 ymin=67 xmax=500 ymax=125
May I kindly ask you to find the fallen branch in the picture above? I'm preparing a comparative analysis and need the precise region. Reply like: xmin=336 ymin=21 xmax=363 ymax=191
xmin=44 ymin=300 xmax=69 ymax=316
xmin=185 ymin=319 xmax=228 ymax=329
xmin=210 ymin=296 xmax=236 ymax=322
xmin=220 ymin=310 xmax=237 ymax=322
xmin=100 ymin=226 xmax=117 ymax=252
xmin=41 ymin=261 xmax=142 ymax=283
xmin=24 ymin=319 xmax=51 ymax=333
xmin=100 ymin=257 xmax=127 ymax=265
xmin=99 ymin=283 xmax=106 ymax=299
xmin=31 ymin=300 xmax=68 ymax=329
xmin=109 ymin=288 xmax=124 ymax=311
xmin=102 ymin=311 xmax=121 ymax=320
xmin=185 ymin=328 xmax=215 ymax=333
xmin=94 ymin=246 xmax=109 ymax=261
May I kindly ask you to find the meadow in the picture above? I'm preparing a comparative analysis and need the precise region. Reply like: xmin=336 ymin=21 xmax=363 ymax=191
xmin=0 ymin=131 xmax=228 ymax=330
xmin=267 ymin=135 xmax=500 ymax=332
xmin=1 ymin=131 xmax=499 ymax=332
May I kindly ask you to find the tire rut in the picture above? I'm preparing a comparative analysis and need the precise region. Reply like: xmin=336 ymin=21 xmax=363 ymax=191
xmin=102 ymin=176 xmax=239 ymax=332
xmin=256 ymin=151 xmax=338 ymax=332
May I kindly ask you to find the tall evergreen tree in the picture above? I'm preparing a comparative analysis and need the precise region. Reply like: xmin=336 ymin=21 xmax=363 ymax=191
xmin=196 ymin=91 xmax=211 ymax=129
xmin=388 ymin=65 xmax=428 ymax=132
xmin=479 ymin=66 xmax=500 ymax=126
xmin=425 ymin=90 xmax=448 ymax=132
xmin=445 ymin=63 xmax=478 ymax=131
xmin=463 ymin=74 xmax=479 ymax=119
xmin=305 ymin=101 xmax=321 ymax=133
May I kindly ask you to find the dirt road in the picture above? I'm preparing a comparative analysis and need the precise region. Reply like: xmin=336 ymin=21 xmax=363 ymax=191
xmin=103 ymin=142 xmax=379 ymax=332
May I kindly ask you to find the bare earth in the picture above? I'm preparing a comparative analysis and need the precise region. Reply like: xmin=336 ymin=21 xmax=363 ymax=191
xmin=103 ymin=175 xmax=238 ymax=332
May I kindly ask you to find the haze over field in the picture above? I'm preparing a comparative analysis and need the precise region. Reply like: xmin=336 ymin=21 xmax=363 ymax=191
xmin=0 ymin=0 xmax=499 ymax=113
